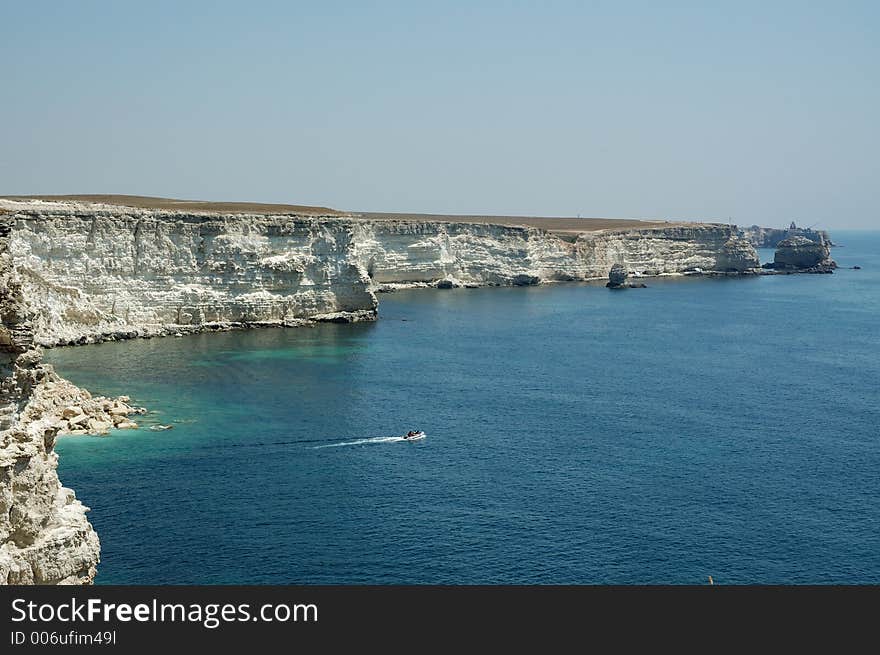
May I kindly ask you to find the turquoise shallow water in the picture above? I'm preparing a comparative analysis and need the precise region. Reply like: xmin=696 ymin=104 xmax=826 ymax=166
xmin=48 ymin=231 xmax=880 ymax=584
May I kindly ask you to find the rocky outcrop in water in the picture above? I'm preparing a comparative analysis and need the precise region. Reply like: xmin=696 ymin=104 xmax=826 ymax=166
xmin=605 ymin=263 xmax=648 ymax=289
xmin=606 ymin=264 xmax=628 ymax=288
xmin=770 ymin=236 xmax=836 ymax=272
xmin=0 ymin=215 xmax=101 ymax=584
xmin=608 ymin=263 xmax=628 ymax=286
xmin=49 ymin=382 xmax=145 ymax=436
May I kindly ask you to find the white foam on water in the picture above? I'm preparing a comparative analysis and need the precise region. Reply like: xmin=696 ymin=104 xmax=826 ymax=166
xmin=313 ymin=435 xmax=415 ymax=449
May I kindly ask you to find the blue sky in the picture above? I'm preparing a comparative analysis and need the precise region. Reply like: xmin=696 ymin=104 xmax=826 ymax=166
xmin=1 ymin=1 xmax=877 ymax=227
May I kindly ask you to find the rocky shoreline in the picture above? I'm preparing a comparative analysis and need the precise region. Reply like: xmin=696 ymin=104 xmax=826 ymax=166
xmin=47 ymin=379 xmax=146 ymax=436
xmin=43 ymin=310 xmax=378 ymax=348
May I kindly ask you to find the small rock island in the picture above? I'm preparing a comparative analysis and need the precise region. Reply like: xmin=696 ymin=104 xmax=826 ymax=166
xmin=764 ymin=235 xmax=837 ymax=273
xmin=606 ymin=263 xmax=647 ymax=289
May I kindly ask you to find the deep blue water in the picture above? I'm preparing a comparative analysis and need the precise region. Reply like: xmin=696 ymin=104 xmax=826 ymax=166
xmin=49 ymin=231 xmax=880 ymax=584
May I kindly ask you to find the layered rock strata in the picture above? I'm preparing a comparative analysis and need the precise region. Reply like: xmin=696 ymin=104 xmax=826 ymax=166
xmin=3 ymin=200 xmax=377 ymax=346
xmin=354 ymin=222 xmax=758 ymax=292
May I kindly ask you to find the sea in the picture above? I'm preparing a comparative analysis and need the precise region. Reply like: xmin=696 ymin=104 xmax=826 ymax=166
xmin=48 ymin=231 xmax=880 ymax=584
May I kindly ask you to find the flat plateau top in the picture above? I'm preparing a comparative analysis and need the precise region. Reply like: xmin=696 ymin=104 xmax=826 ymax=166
xmin=2 ymin=195 xmax=693 ymax=233
xmin=2 ymin=194 xmax=345 ymax=216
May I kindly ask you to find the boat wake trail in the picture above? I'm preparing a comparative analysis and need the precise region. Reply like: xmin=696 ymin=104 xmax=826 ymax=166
xmin=313 ymin=436 xmax=411 ymax=449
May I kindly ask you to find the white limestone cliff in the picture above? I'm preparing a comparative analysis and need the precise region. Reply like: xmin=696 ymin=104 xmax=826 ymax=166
xmin=352 ymin=221 xmax=757 ymax=290
xmin=3 ymin=199 xmax=378 ymax=346
xmin=1 ymin=199 xmax=758 ymax=346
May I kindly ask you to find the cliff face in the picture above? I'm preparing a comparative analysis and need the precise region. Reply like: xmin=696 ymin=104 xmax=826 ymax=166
xmin=353 ymin=221 xmax=758 ymax=290
xmin=0 ymin=200 xmax=759 ymax=346
xmin=4 ymin=200 xmax=378 ymax=346
xmin=572 ymin=225 xmax=757 ymax=277
xmin=0 ymin=214 xmax=100 ymax=584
